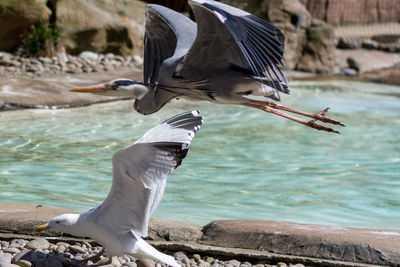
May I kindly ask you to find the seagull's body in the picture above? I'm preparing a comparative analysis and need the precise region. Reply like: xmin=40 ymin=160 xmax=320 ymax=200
xmin=71 ymin=0 xmax=344 ymax=133
xmin=36 ymin=111 xmax=203 ymax=267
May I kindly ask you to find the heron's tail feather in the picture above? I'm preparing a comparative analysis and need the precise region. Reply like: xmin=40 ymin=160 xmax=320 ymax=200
xmin=132 ymin=237 xmax=180 ymax=267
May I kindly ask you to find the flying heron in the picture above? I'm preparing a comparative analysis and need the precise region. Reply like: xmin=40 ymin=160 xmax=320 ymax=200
xmin=36 ymin=111 xmax=203 ymax=267
xmin=71 ymin=0 xmax=344 ymax=133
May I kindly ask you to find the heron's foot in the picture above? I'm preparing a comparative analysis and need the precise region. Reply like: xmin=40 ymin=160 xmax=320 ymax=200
xmin=243 ymin=102 xmax=343 ymax=134
xmin=306 ymin=119 xmax=340 ymax=134
xmin=261 ymin=102 xmax=345 ymax=127
xmin=312 ymin=108 xmax=345 ymax=126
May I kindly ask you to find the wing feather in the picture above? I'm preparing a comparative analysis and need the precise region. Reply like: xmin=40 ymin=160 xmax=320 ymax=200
xmin=88 ymin=111 xmax=203 ymax=237
xmin=180 ymin=0 xmax=287 ymax=95
xmin=143 ymin=4 xmax=196 ymax=88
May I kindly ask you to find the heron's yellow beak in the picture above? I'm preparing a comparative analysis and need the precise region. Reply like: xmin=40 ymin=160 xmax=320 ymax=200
xmin=69 ymin=83 xmax=107 ymax=93
xmin=35 ymin=224 xmax=50 ymax=232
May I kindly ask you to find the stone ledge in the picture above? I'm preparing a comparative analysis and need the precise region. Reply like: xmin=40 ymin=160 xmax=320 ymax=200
xmin=1 ymin=203 xmax=399 ymax=266
xmin=200 ymin=220 xmax=400 ymax=266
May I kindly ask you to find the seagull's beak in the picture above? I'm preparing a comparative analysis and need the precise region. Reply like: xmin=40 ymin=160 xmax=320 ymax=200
xmin=35 ymin=224 xmax=50 ymax=232
xmin=69 ymin=83 xmax=107 ymax=93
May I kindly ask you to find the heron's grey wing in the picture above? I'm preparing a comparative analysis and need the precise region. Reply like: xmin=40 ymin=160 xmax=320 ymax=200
xmin=180 ymin=0 xmax=288 ymax=94
xmin=144 ymin=4 xmax=196 ymax=88
xmin=87 ymin=111 xmax=203 ymax=237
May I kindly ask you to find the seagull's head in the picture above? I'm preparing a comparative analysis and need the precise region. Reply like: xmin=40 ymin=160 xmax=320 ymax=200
xmin=35 ymin=213 xmax=80 ymax=233
xmin=70 ymin=78 xmax=149 ymax=99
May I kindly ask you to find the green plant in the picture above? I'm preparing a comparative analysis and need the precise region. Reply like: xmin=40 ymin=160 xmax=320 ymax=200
xmin=22 ymin=23 xmax=62 ymax=56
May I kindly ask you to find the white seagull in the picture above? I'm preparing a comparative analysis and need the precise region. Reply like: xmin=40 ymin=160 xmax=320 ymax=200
xmin=36 ymin=111 xmax=203 ymax=267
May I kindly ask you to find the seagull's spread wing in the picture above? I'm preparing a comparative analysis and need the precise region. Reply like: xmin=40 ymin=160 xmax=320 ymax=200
xmin=144 ymin=4 xmax=197 ymax=88
xmin=88 ymin=111 xmax=203 ymax=237
xmin=179 ymin=0 xmax=288 ymax=94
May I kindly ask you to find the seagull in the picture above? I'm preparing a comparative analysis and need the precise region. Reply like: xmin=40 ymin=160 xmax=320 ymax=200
xmin=35 ymin=111 xmax=203 ymax=267
xmin=70 ymin=0 xmax=344 ymax=133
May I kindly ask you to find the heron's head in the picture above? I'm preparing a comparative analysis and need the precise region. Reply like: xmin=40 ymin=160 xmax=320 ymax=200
xmin=35 ymin=213 xmax=80 ymax=234
xmin=70 ymin=78 xmax=149 ymax=99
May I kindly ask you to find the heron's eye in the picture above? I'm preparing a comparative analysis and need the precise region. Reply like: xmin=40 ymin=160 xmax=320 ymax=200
xmin=111 ymin=84 xmax=118 ymax=90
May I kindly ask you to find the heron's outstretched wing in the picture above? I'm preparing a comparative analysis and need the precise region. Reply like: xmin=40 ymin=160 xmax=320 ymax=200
xmin=88 ymin=111 xmax=203 ymax=237
xmin=179 ymin=0 xmax=288 ymax=94
xmin=144 ymin=4 xmax=196 ymax=88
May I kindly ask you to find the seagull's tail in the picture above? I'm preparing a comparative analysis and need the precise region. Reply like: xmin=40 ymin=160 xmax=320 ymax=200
xmin=131 ymin=237 xmax=180 ymax=267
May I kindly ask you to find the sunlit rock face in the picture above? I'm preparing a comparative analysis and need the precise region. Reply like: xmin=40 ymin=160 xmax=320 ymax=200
xmin=56 ymin=0 xmax=146 ymax=56
xmin=301 ymin=0 xmax=400 ymax=25
xmin=0 ymin=0 xmax=51 ymax=52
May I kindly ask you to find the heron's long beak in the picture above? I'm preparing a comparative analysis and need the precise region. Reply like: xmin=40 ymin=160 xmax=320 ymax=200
xmin=35 ymin=224 xmax=50 ymax=232
xmin=70 ymin=83 xmax=107 ymax=93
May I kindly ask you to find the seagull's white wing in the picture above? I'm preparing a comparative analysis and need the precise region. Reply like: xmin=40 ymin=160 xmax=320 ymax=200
xmin=87 ymin=111 xmax=203 ymax=237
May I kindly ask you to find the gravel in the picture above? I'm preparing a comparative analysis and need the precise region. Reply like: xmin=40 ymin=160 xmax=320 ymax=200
xmin=0 ymin=237 xmax=310 ymax=267
xmin=0 ymin=51 xmax=142 ymax=79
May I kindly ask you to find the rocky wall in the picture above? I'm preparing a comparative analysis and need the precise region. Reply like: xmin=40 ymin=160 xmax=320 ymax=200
xmin=301 ymin=0 xmax=400 ymax=25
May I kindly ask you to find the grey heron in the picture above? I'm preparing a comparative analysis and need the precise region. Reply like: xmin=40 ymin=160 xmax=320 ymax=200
xmin=36 ymin=111 xmax=203 ymax=267
xmin=71 ymin=0 xmax=344 ymax=133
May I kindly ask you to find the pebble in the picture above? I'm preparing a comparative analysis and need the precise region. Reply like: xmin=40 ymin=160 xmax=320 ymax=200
xmin=136 ymin=259 xmax=155 ymax=267
xmin=0 ymin=237 xmax=305 ymax=267
xmin=0 ymin=253 xmax=12 ymax=267
xmin=69 ymin=245 xmax=87 ymax=254
xmin=25 ymin=239 xmax=50 ymax=251
xmin=192 ymin=254 xmax=201 ymax=262
xmin=0 ymin=52 xmax=141 ymax=79
xmin=15 ymin=260 xmax=32 ymax=267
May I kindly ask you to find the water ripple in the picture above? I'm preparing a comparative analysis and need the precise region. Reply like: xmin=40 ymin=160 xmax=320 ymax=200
xmin=0 ymin=81 xmax=399 ymax=229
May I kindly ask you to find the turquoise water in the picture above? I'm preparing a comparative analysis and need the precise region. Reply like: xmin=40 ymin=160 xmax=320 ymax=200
xmin=1 ymin=80 xmax=399 ymax=230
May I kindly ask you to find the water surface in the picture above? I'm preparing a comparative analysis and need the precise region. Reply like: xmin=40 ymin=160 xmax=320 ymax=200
xmin=1 ymin=80 xmax=399 ymax=230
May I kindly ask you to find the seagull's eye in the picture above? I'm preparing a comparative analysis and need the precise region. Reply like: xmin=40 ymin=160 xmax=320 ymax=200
xmin=55 ymin=221 xmax=60 ymax=224
xmin=111 ymin=84 xmax=118 ymax=90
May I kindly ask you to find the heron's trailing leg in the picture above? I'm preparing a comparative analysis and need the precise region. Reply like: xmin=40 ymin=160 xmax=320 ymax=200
xmin=70 ymin=248 xmax=108 ymax=266
xmin=248 ymin=100 xmax=345 ymax=127
xmin=243 ymin=102 xmax=341 ymax=134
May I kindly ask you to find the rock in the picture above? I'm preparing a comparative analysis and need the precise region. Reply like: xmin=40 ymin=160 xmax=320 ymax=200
xmin=3 ymin=248 xmax=21 ymax=254
xmin=346 ymin=57 xmax=362 ymax=72
xmin=136 ymin=259 xmax=155 ymax=267
xmin=0 ymin=254 xmax=13 ymax=267
xmin=173 ymin=252 xmax=188 ymax=261
xmin=362 ymin=39 xmax=379 ymax=50
xmin=276 ymin=263 xmax=287 ymax=267
xmin=68 ymin=245 xmax=86 ymax=254
xmin=227 ymin=260 xmax=241 ymax=267
xmin=201 ymin=220 xmax=400 ymax=266
xmin=148 ymin=219 xmax=202 ymax=242
xmin=302 ymin=0 xmax=400 ymax=25
xmin=56 ymin=246 xmax=66 ymax=253
xmin=337 ymin=38 xmax=361 ymax=49
xmin=2 ymin=265 xmax=20 ymax=267
xmin=26 ymin=239 xmax=50 ymax=251
xmin=57 ymin=0 xmax=145 ymax=56
xmin=0 ymin=0 xmax=51 ymax=52
xmin=339 ymin=66 xmax=358 ymax=77
xmin=15 ymin=260 xmax=31 ymax=267
xmin=122 ymin=263 xmax=137 ymax=267
xmin=79 ymin=51 xmax=99 ymax=62
xmin=297 ymin=21 xmax=335 ymax=73
xmin=192 ymin=254 xmax=201 ymax=262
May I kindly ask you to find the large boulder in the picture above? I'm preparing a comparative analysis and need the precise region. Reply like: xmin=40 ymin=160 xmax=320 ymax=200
xmin=57 ymin=0 xmax=145 ymax=56
xmin=0 ymin=0 xmax=51 ymax=52
xmin=297 ymin=19 xmax=335 ymax=73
